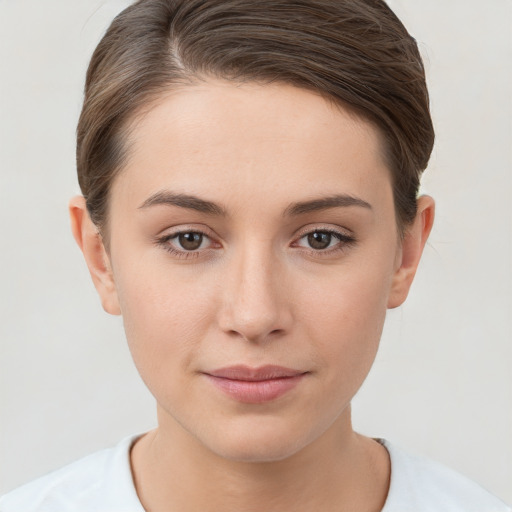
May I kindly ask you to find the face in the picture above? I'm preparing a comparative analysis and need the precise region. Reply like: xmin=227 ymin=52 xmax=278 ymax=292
xmin=93 ymin=80 xmax=409 ymax=462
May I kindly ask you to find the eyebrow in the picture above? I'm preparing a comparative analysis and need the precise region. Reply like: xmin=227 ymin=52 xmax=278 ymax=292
xmin=138 ymin=191 xmax=227 ymax=216
xmin=283 ymin=194 xmax=372 ymax=216
xmin=138 ymin=190 xmax=371 ymax=217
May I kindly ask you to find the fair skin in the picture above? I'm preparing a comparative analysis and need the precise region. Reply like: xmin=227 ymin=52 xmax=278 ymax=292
xmin=70 ymin=80 xmax=434 ymax=512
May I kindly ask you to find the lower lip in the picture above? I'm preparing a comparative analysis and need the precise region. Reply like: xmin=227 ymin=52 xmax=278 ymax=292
xmin=205 ymin=374 xmax=306 ymax=404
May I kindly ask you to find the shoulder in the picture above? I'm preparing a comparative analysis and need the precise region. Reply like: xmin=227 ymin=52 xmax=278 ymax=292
xmin=380 ymin=439 xmax=511 ymax=512
xmin=0 ymin=435 xmax=144 ymax=512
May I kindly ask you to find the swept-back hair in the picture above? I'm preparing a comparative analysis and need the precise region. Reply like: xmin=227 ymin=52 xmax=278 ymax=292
xmin=77 ymin=0 xmax=434 ymax=236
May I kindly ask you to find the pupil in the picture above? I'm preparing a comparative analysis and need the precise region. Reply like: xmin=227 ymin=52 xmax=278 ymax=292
xmin=308 ymin=231 xmax=331 ymax=250
xmin=179 ymin=232 xmax=203 ymax=250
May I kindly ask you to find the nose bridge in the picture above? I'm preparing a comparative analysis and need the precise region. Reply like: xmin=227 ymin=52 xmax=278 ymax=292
xmin=219 ymin=237 xmax=289 ymax=342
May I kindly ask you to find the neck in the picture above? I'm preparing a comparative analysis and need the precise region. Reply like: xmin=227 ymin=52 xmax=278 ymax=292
xmin=131 ymin=405 xmax=389 ymax=512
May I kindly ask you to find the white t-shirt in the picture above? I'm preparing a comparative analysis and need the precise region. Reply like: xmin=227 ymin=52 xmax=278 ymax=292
xmin=1 ymin=436 xmax=509 ymax=512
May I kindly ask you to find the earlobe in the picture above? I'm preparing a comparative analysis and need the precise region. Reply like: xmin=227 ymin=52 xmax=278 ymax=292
xmin=387 ymin=195 xmax=435 ymax=309
xmin=68 ymin=196 xmax=121 ymax=315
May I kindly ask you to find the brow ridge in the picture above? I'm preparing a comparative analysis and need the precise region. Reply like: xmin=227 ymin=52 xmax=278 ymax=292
xmin=284 ymin=194 xmax=372 ymax=216
xmin=139 ymin=191 xmax=226 ymax=216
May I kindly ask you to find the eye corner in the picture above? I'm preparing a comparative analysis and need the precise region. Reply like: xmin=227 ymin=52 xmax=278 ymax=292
xmin=153 ymin=226 xmax=222 ymax=260
xmin=291 ymin=226 xmax=357 ymax=255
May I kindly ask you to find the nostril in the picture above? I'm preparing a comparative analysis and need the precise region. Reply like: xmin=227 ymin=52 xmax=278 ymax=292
xmin=226 ymin=327 xmax=285 ymax=343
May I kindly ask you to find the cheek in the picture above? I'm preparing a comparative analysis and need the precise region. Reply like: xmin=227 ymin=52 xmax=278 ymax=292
xmin=113 ymin=258 xmax=219 ymax=384
xmin=298 ymin=259 xmax=393 ymax=388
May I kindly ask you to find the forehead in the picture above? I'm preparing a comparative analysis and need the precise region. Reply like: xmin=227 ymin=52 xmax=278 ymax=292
xmin=113 ymin=79 xmax=392 ymax=214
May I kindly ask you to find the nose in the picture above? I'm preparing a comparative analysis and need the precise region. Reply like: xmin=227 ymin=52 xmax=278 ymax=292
xmin=217 ymin=243 xmax=293 ymax=344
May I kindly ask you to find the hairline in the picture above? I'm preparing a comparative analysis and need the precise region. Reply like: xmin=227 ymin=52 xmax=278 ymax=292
xmin=95 ymin=76 xmax=407 ymax=251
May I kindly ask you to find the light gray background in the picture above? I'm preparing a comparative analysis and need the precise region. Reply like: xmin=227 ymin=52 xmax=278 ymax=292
xmin=1 ymin=0 xmax=511 ymax=504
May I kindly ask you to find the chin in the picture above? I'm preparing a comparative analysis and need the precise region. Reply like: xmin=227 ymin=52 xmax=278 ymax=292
xmin=195 ymin=416 xmax=319 ymax=463
xmin=212 ymin=437 xmax=305 ymax=464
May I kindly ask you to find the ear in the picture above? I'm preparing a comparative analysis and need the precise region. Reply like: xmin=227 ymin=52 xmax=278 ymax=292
xmin=69 ymin=196 xmax=121 ymax=315
xmin=387 ymin=195 xmax=435 ymax=309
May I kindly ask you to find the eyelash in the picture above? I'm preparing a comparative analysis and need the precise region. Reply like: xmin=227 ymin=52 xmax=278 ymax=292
xmin=292 ymin=228 xmax=356 ymax=256
xmin=155 ymin=227 xmax=356 ymax=259
xmin=155 ymin=230 xmax=214 ymax=260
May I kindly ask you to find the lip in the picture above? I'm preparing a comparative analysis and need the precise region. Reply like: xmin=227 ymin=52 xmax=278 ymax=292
xmin=204 ymin=365 xmax=307 ymax=404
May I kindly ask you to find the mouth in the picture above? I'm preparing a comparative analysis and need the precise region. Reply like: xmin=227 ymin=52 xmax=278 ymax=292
xmin=203 ymin=365 xmax=308 ymax=404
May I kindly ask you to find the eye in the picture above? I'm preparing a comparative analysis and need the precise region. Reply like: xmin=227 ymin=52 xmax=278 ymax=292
xmin=175 ymin=232 xmax=206 ymax=251
xmin=306 ymin=231 xmax=335 ymax=250
xmin=294 ymin=229 xmax=355 ymax=253
xmin=156 ymin=229 xmax=217 ymax=258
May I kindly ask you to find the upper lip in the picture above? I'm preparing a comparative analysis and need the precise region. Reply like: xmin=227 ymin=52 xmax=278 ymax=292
xmin=205 ymin=365 xmax=306 ymax=381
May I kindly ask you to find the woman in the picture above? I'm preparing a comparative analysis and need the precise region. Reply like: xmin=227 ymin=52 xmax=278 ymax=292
xmin=1 ymin=0 xmax=510 ymax=510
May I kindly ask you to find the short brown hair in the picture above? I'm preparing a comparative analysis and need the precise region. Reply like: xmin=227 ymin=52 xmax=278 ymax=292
xmin=77 ymin=0 xmax=434 ymax=236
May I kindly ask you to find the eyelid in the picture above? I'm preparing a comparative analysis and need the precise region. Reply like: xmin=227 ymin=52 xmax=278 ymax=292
xmin=292 ymin=223 xmax=355 ymax=240
xmin=154 ymin=223 xmax=356 ymax=260
xmin=156 ymin=223 xmax=222 ymax=244
xmin=290 ymin=224 xmax=357 ymax=254
xmin=154 ymin=224 xmax=222 ymax=258
xmin=157 ymin=222 xmax=216 ymax=236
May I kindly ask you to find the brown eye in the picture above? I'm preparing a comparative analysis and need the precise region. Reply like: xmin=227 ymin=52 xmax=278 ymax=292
xmin=178 ymin=232 xmax=204 ymax=250
xmin=307 ymin=231 xmax=332 ymax=250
